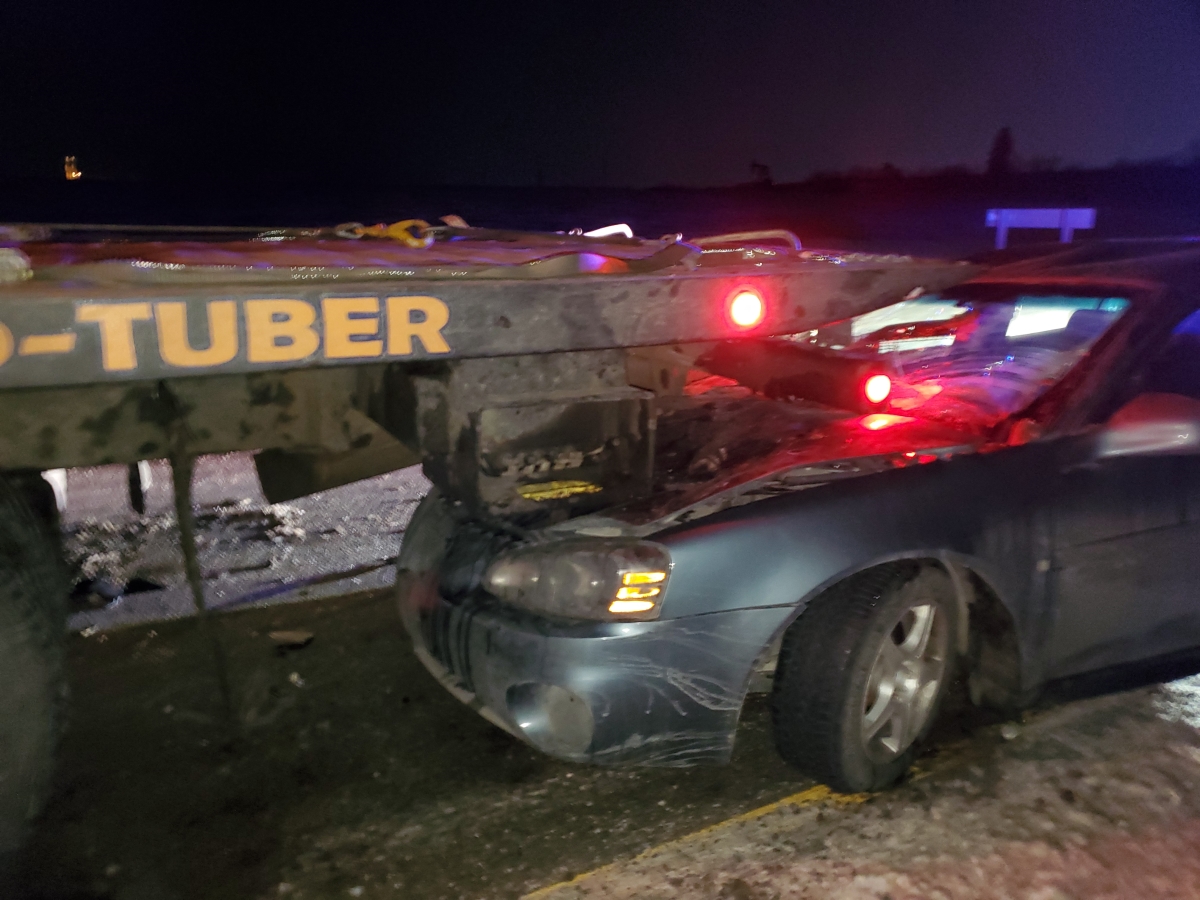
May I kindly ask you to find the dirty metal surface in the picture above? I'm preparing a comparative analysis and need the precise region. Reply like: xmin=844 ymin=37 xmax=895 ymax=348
xmin=0 ymin=367 xmax=393 ymax=470
xmin=0 ymin=259 xmax=975 ymax=390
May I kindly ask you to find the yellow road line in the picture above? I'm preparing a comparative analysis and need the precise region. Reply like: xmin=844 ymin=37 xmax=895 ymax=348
xmin=522 ymin=784 xmax=867 ymax=899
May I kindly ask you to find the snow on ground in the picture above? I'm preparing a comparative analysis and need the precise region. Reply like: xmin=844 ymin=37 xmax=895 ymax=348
xmin=60 ymin=453 xmax=431 ymax=632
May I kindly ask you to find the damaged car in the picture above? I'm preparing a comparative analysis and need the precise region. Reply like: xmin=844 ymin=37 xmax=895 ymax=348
xmin=398 ymin=240 xmax=1200 ymax=792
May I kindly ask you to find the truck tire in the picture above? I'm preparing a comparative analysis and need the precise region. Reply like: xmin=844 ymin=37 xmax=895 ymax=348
xmin=0 ymin=474 xmax=68 ymax=863
xmin=771 ymin=565 xmax=957 ymax=793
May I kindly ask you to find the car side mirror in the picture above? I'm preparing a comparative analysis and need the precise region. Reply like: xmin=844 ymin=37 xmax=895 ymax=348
xmin=1096 ymin=393 xmax=1200 ymax=459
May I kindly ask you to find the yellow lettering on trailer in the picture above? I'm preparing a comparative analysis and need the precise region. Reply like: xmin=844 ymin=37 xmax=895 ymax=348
xmin=322 ymin=297 xmax=383 ymax=359
xmin=386 ymin=296 xmax=451 ymax=356
xmin=17 ymin=333 xmax=76 ymax=355
xmin=76 ymin=303 xmax=153 ymax=371
xmin=156 ymin=301 xmax=238 ymax=367
xmin=0 ymin=322 xmax=12 ymax=366
xmin=244 ymin=299 xmax=320 ymax=363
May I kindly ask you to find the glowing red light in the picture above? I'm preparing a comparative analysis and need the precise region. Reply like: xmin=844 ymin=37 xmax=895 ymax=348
xmin=864 ymin=374 xmax=892 ymax=404
xmin=728 ymin=290 xmax=765 ymax=329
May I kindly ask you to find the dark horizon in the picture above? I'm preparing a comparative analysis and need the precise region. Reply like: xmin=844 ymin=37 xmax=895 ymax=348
xmin=3 ymin=1 xmax=1199 ymax=188
xmin=4 ymin=152 xmax=1200 ymax=193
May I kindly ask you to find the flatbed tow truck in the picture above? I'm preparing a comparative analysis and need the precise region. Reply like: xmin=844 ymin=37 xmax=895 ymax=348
xmin=0 ymin=219 xmax=975 ymax=858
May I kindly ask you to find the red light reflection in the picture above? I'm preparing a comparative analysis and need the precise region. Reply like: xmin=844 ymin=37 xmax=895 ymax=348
xmin=860 ymin=414 xmax=913 ymax=431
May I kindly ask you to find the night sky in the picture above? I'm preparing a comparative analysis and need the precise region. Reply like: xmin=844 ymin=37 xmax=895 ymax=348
xmin=3 ymin=1 xmax=1199 ymax=187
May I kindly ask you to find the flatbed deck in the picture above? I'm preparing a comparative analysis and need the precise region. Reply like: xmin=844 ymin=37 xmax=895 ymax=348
xmin=0 ymin=226 xmax=972 ymax=391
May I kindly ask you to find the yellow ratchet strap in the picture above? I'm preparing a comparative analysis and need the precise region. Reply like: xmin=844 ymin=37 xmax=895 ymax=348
xmin=356 ymin=219 xmax=434 ymax=249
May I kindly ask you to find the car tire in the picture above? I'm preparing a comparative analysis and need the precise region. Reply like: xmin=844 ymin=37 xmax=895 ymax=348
xmin=0 ymin=475 xmax=68 ymax=866
xmin=771 ymin=564 xmax=958 ymax=793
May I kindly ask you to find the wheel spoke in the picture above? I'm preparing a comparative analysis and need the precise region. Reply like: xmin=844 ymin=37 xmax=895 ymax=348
xmin=893 ymin=668 xmax=924 ymax=747
xmin=875 ymin=632 xmax=906 ymax=672
xmin=902 ymin=604 xmax=937 ymax=659
xmin=862 ymin=600 xmax=948 ymax=761
xmin=863 ymin=681 xmax=899 ymax=742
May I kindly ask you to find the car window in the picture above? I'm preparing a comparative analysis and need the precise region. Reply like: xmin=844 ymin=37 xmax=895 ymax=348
xmin=796 ymin=292 xmax=1130 ymax=424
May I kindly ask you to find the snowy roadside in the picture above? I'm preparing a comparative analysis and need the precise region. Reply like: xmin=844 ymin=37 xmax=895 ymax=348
xmin=60 ymin=453 xmax=431 ymax=632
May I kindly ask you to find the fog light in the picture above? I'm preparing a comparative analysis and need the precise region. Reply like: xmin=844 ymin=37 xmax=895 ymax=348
xmin=507 ymin=683 xmax=595 ymax=757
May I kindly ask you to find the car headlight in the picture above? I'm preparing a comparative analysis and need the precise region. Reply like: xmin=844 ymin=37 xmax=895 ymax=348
xmin=482 ymin=539 xmax=672 ymax=621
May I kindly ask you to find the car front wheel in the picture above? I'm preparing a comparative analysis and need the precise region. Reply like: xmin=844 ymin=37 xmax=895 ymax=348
xmin=771 ymin=565 xmax=958 ymax=793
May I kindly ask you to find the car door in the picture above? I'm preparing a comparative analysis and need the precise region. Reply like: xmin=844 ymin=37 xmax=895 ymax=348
xmin=1045 ymin=310 xmax=1200 ymax=679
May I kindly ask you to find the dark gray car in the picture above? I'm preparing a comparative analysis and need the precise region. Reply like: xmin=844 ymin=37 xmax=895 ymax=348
xmin=398 ymin=240 xmax=1200 ymax=792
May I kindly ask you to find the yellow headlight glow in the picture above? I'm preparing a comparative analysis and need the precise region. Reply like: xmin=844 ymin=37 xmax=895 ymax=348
xmin=615 ymin=585 xmax=661 ymax=600
xmin=608 ymin=569 xmax=668 ymax=617
xmin=622 ymin=571 xmax=667 ymax=585
xmin=609 ymin=599 xmax=657 ymax=614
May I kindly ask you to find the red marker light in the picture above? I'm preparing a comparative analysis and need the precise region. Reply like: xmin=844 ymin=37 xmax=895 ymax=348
xmin=863 ymin=373 xmax=892 ymax=405
xmin=727 ymin=289 xmax=765 ymax=329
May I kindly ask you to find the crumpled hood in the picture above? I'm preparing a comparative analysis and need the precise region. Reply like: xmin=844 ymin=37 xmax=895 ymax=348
xmin=552 ymin=388 xmax=985 ymax=537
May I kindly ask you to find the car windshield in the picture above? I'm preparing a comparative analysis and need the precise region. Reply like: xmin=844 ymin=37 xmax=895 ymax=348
xmin=796 ymin=291 xmax=1131 ymax=424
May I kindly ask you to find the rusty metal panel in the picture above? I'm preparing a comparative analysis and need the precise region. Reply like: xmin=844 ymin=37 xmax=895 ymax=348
xmin=0 ymin=367 xmax=385 ymax=470
xmin=0 ymin=261 xmax=975 ymax=390
xmin=473 ymin=391 xmax=655 ymax=518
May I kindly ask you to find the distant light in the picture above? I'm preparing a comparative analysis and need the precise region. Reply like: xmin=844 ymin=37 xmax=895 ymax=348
xmin=584 ymin=223 xmax=634 ymax=239
xmin=728 ymin=289 xmax=765 ymax=329
xmin=864 ymin=374 xmax=892 ymax=404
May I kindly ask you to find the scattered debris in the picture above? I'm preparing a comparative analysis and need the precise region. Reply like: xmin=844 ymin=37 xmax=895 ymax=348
xmin=213 ymin=557 xmax=397 ymax=612
xmin=104 ymin=863 xmax=121 ymax=879
xmin=269 ymin=630 xmax=315 ymax=650
xmin=70 ymin=576 xmax=124 ymax=611
xmin=1000 ymin=722 xmax=1022 ymax=741
xmin=289 ymin=672 xmax=306 ymax=688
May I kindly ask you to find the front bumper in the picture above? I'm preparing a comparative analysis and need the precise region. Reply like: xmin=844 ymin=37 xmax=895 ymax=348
xmin=398 ymin=573 xmax=793 ymax=766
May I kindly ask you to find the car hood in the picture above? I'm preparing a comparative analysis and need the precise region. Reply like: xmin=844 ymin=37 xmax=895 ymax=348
xmin=550 ymin=387 xmax=987 ymax=538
